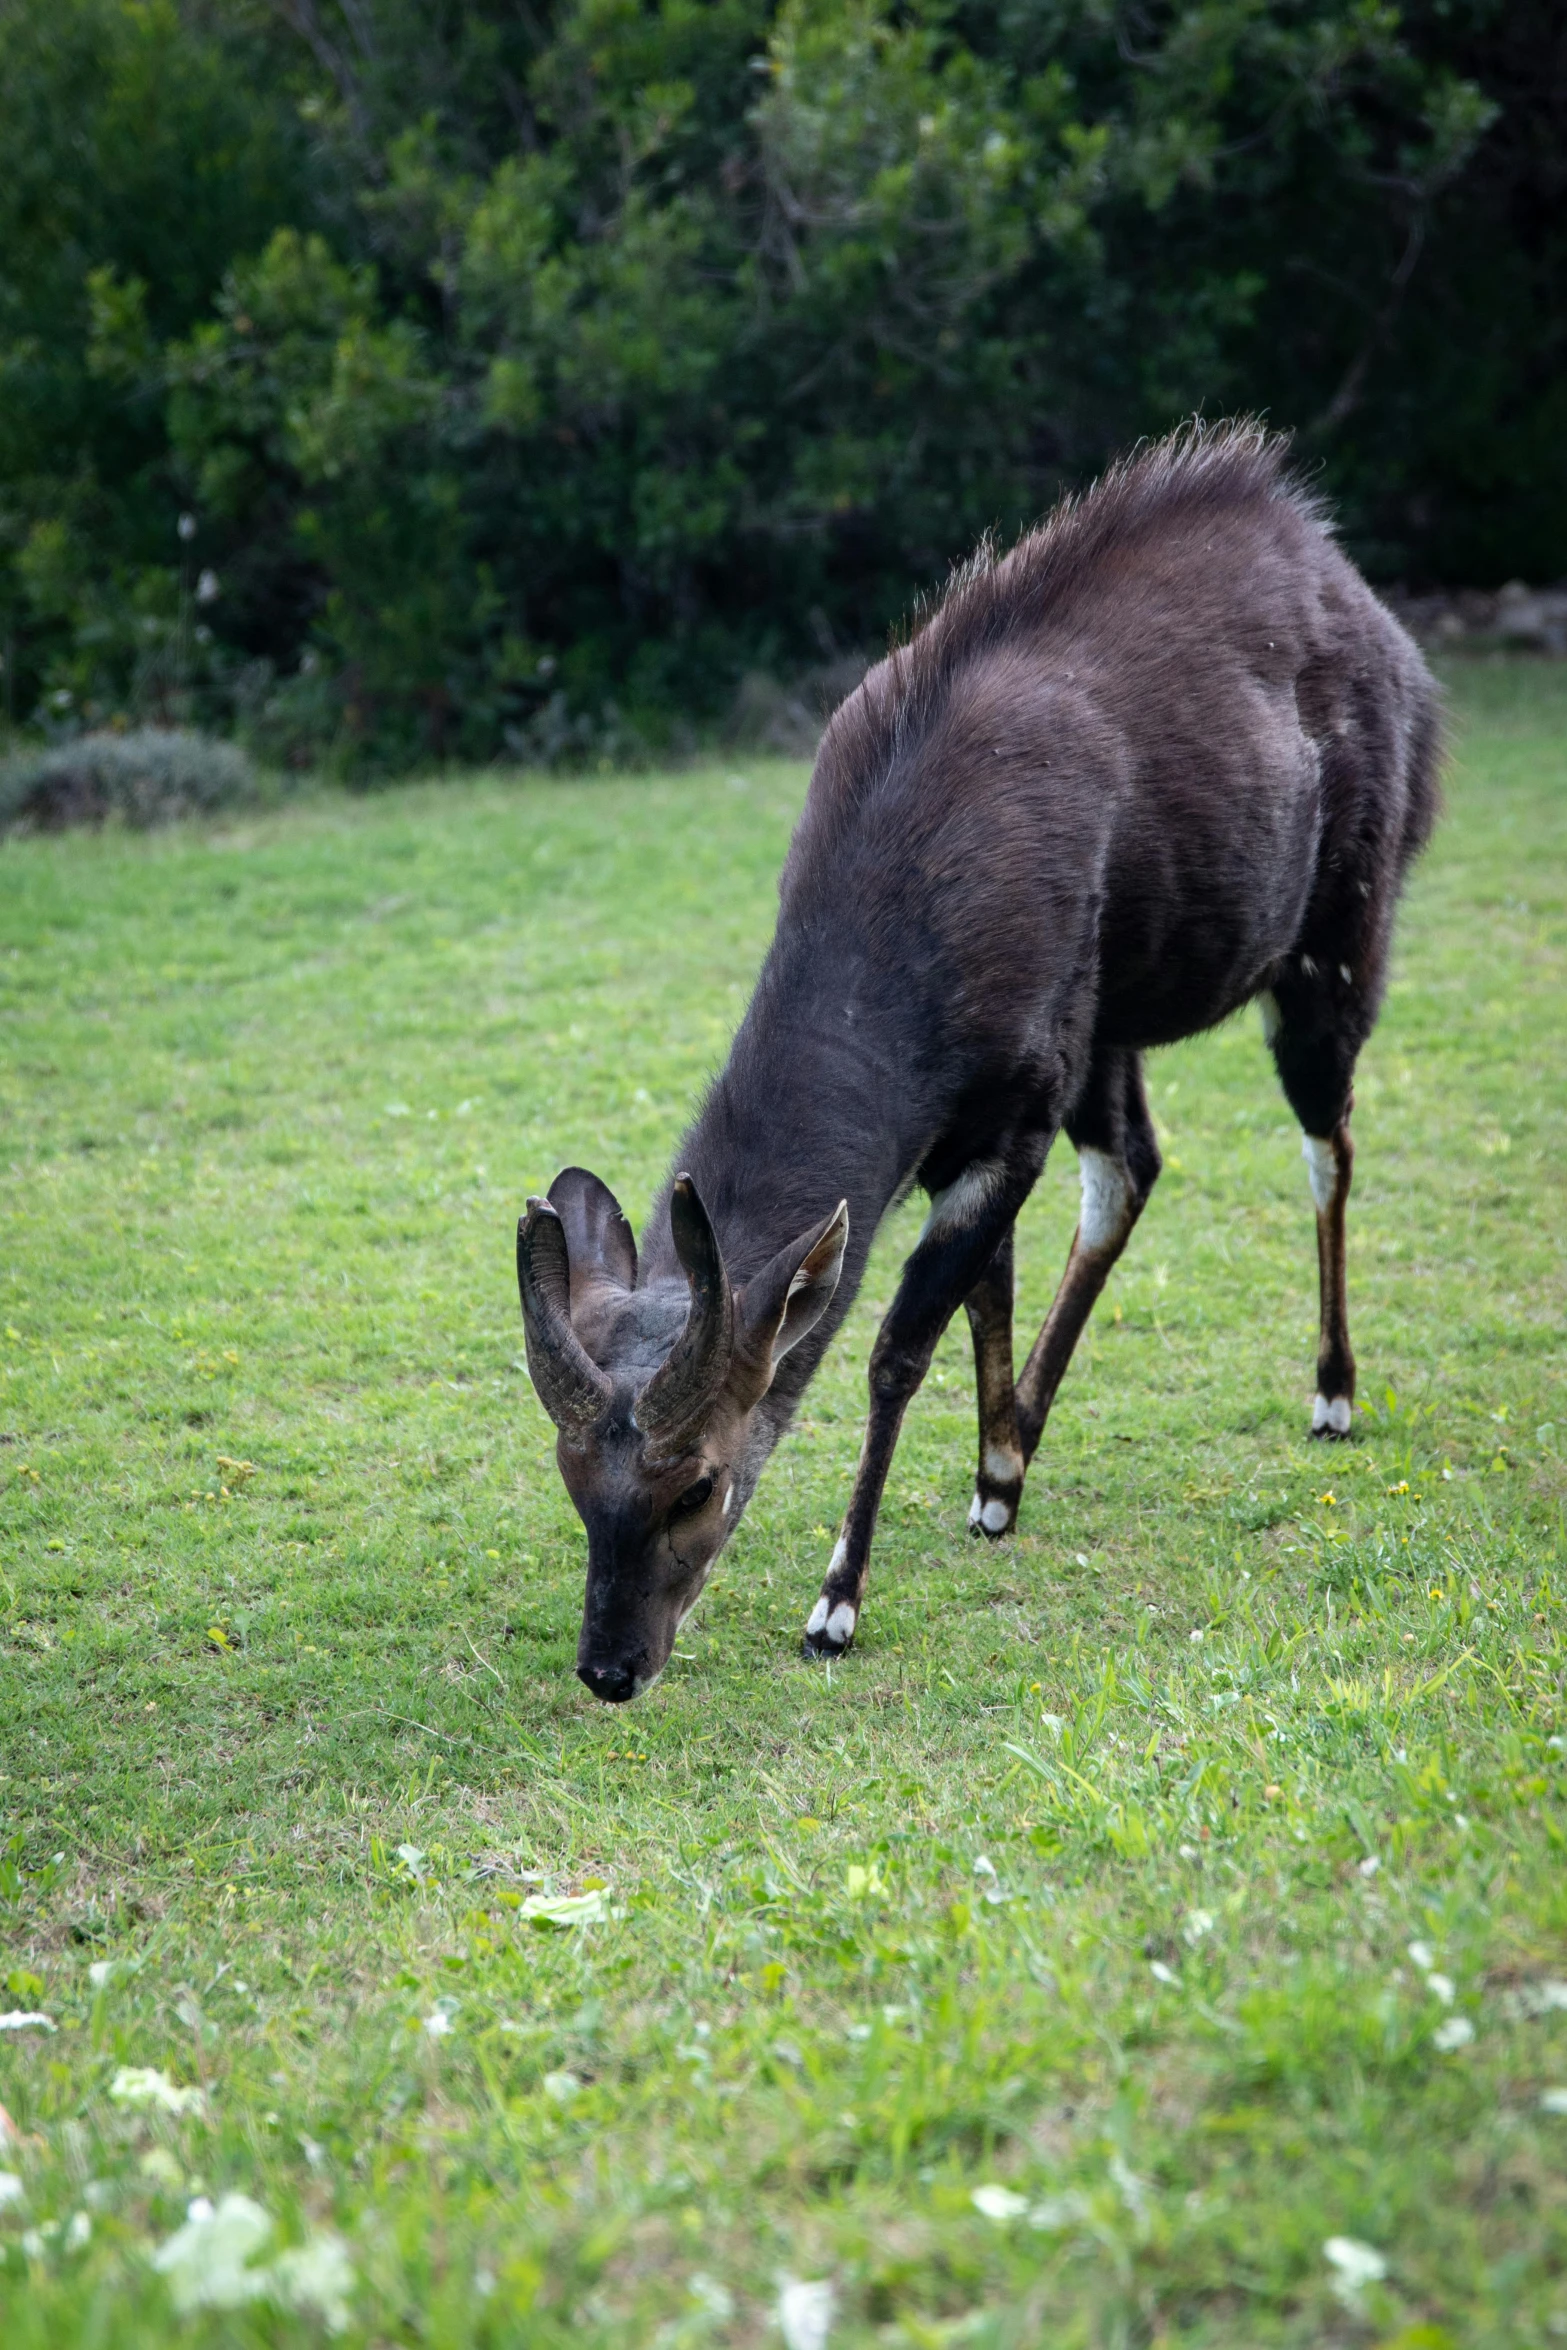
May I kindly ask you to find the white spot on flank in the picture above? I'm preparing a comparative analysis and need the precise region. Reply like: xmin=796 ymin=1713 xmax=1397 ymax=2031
xmin=922 ymin=1161 xmax=1001 ymax=1237
xmin=1302 ymin=1132 xmax=1337 ymax=1212
xmin=1313 ymin=1393 xmax=1352 ymax=1435
xmin=984 ymin=1444 xmax=1022 ymax=1484
xmin=1078 ymin=1147 xmax=1130 ymax=1252
xmin=826 ymin=1602 xmax=856 ymax=1646
xmin=805 ymin=1596 xmax=829 ymax=1636
xmin=1257 ymin=988 xmax=1282 ymax=1045
xmin=980 ymin=1498 xmax=1010 ymax=1534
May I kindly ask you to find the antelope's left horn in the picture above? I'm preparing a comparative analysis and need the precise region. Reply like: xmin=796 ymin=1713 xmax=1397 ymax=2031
xmin=517 ymin=1199 xmax=613 ymax=1433
xmin=635 ymin=1175 xmax=734 ymax=1459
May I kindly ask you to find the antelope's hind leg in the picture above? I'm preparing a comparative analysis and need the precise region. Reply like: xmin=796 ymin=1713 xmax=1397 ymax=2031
xmin=965 ymin=1226 xmax=1024 ymax=1538
xmin=1263 ymin=983 xmax=1361 ymax=1439
xmin=1013 ymin=1049 xmax=1161 ymax=1468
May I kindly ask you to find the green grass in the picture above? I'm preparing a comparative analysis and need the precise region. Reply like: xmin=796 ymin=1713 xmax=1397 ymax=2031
xmin=1 ymin=663 xmax=1564 ymax=2348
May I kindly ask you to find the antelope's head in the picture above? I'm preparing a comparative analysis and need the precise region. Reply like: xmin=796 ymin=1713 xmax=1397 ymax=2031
xmin=517 ymin=1168 xmax=848 ymax=1703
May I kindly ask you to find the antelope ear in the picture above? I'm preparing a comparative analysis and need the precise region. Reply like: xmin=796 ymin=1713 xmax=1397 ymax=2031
xmin=547 ymin=1167 xmax=637 ymax=1319
xmin=737 ymin=1201 xmax=849 ymax=1386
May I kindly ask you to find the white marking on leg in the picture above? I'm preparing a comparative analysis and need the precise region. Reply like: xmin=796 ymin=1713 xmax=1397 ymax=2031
xmin=968 ymin=1492 xmax=984 ymax=1529
xmin=1302 ymin=1133 xmax=1337 ymax=1213
xmin=806 ymin=1595 xmax=829 ymax=1636
xmin=1313 ymin=1393 xmax=1352 ymax=1435
xmin=1078 ymin=1147 xmax=1130 ymax=1252
xmin=1338 ymin=964 xmax=1353 ymax=986
xmin=828 ymin=1536 xmax=847 ymax=1576
xmin=826 ymin=1601 xmax=856 ymax=1646
xmin=1257 ymin=989 xmax=1282 ymax=1045
xmin=922 ymin=1160 xmax=1001 ymax=1238
xmin=984 ymin=1444 xmax=1023 ymax=1485
xmin=980 ymin=1497 xmax=1011 ymax=1534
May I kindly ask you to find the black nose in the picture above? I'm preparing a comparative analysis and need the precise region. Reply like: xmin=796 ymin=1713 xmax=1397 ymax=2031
xmin=577 ymin=1660 xmax=637 ymax=1704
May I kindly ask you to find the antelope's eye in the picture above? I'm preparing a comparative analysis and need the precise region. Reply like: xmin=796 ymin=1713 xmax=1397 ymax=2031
xmin=670 ymin=1473 xmax=714 ymax=1520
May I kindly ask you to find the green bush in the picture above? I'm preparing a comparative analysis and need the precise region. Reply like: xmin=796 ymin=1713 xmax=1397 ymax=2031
xmin=0 ymin=0 xmax=1559 ymax=770
xmin=0 ymin=727 xmax=260 ymax=834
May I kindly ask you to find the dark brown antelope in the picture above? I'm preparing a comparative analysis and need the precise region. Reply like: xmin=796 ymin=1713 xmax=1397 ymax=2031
xmin=517 ymin=422 xmax=1440 ymax=1703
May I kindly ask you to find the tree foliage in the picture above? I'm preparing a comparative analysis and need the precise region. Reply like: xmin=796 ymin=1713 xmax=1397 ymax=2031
xmin=0 ymin=0 xmax=1560 ymax=766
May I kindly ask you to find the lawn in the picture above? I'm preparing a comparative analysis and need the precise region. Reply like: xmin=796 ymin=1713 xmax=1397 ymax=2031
xmin=1 ymin=661 xmax=1564 ymax=2348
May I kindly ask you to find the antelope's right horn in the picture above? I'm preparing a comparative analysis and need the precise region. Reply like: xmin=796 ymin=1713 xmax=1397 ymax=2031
xmin=517 ymin=1199 xmax=613 ymax=1434
xmin=634 ymin=1174 xmax=734 ymax=1460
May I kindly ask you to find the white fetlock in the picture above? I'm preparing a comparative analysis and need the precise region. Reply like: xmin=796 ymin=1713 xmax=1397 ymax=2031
xmin=1312 ymin=1392 xmax=1352 ymax=1436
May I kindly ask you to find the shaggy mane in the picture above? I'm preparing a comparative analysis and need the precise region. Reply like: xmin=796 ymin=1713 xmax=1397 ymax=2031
xmin=838 ymin=418 xmax=1326 ymax=775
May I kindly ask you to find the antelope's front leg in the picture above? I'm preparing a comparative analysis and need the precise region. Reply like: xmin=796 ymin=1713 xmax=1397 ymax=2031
xmin=803 ymin=1167 xmax=1036 ymax=1659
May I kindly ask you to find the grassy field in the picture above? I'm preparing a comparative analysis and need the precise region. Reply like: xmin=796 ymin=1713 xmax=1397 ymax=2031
xmin=1 ymin=662 xmax=1564 ymax=2348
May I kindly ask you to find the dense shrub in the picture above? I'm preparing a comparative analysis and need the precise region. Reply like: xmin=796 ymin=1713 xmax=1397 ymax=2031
xmin=0 ymin=729 xmax=260 ymax=834
xmin=0 ymin=1 xmax=1560 ymax=771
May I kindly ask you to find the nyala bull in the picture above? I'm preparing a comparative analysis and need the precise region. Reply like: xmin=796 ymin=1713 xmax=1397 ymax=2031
xmin=517 ymin=422 xmax=1440 ymax=1703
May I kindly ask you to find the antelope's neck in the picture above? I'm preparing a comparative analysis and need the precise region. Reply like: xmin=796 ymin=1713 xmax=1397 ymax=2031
xmin=642 ymin=932 xmax=918 ymax=1422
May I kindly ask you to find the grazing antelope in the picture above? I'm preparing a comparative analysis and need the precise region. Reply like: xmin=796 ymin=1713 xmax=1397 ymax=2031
xmin=517 ymin=422 xmax=1439 ymax=1703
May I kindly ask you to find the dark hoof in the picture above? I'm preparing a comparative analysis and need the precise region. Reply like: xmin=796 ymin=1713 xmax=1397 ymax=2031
xmin=802 ymin=1594 xmax=856 ymax=1657
xmin=968 ymin=1489 xmax=1017 ymax=1539
xmin=1310 ymin=1393 xmax=1353 ymax=1440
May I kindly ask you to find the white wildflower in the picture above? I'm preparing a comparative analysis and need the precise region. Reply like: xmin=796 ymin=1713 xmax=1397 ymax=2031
xmin=195 ymin=570 xmax=220 ymax=605
xmin=0 ymin=2012 xmax=55 ymax=2033
xmin=971 ymin=2184 xmax=1029 ymax=2221
xmin=422 ymin=2009 xmax=454 ymax=2039
xmin=1525 ymin=1981 xmax=1567 ymax=2015
xmin=152 ymin=2193 xmax=273 ymax=2312
xmin=541 ymin=2070 xmax=579 ymax=2104
xmin=110 ymin=2067 xmax=206 ymax=2116
xmin=1182 ymin=1909 xmax=1215 ymax=1945
xmin=1426 ymin=1972 xmax=1456 ymax=2006
xmin=151 ymin=2193 xmax=353 ymax=2331
xmin=777 ymin=2274 xmax=835 ymax=2350
xmin=65 ymin=2211 xmax=91 ymax=2251
xmin=1433 ymin=2016 xmax=1475 ymax=2052
xmin=0 ymin=2173 xmax=24 ymax=2209
xmin=1358 ymin=1854 xmax=1380 ymax=1878
xmin=1324 ymin=2236 xmax=1388 ymax=2303
xmin=1149 ymin=1960 xmax=1180 ymax=1986
xmin=1538 ymin=2088 xmax=1567 ymax=2115
xmin=1407 ymin=1940 xmax=1435 ymax=1972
